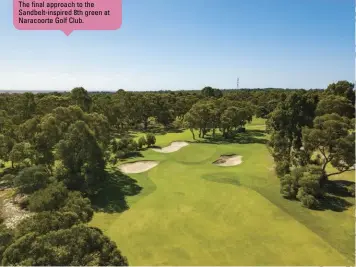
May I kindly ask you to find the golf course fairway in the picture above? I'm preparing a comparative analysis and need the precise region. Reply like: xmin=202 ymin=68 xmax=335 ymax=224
xmin=89 ymin=120 xmax=355 ymax=266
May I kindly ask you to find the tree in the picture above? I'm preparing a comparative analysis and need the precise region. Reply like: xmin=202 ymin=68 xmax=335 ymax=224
xmin=146 ymin=133 xmax=156 ymax=147
xmin=15 ymin=211 xmax=81 ymax=237
xmin=60 ymin=191 xmax=93 ymax=223
xmin=9 ymin=142 xmax=35 ymax=168
xmin=34 ymin=115 xmax=60 ymax=167
xmin=70 ymin=87 xmax=92 ymax=112
xmin=28 ymin=181 xmax=69 ymax=212
xmin=0 ymin=135 xmax=14 ymax=164
xmin=325 ymin=80 xmax=355 ymax=105
xmin=17 ymin=116 xmax=40 ymax=142
xmin=2 ymin=225 xmax=128 ymax=266
xmin=137 ymin=136 xmax=147 ymax=150
xmin=267 ymin=92 xmax=317 ymax=172
xmin=14 ymin=165 xmax=51 ymax=194
xmin=315 ymin=95 xmax=354 ymax=118
xmin=201 ymin=86 xmax=222 ymax=98
xmin=55 ymin=121 xmax=106 ymax=195
xmin=36 ymin=95 xmax=71 ymax=115
xmin=0 ymin=110 xmax=14 ymax=138
xmin=0 ymin=225 xmax=13 ymax=263
xmin=302 ymin=113 xmax=355 ymax=177
xmin=184 ymin=101 xmax=213 ymax=138
xmin=85 ymin=112 xmax=110 ymax=149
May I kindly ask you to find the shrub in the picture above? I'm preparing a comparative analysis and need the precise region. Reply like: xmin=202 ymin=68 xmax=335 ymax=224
xmin=275 ymin=160 xmax=290 ymax=177
xmin=280 ymin=174 xmax=297 ymax=199
xmin=28 ymin=181 xmax=68 ymax=212
xmin=297 ymin=188 xmax=319 ymax=209
xmin=60 ymin=191 xmax=93 ymax=223
xmin=137 ymin=137 xmax=147 ymax=150
xmin=127 ymin=139 xmax=138 ymax=151
xmin=1 ymin=174 xmax=15 ymax=187
xmin=146 ymin=133 xmax=156 ymax=147
xmin=14 ymin=165 xmax=50 ymax=194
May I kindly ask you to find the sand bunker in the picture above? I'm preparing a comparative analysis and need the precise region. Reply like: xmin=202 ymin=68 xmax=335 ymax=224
xmin=213 ymin=155 xmax=242 ymax=167
xmin=119 ymin=161 xmax=159 ymax=174
xmin=152 ymin=141 xmax=189 ymax=153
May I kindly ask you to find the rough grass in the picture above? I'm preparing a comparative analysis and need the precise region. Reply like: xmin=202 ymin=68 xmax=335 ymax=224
xmin=89 ymin=118 xmax=354 ymax=265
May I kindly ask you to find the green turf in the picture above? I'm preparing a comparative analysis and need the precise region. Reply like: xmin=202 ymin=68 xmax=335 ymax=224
xmin=90 ymin=119 xmax=355 ymax=266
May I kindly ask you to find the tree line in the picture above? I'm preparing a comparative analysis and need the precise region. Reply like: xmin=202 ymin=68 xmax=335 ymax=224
xmin=0 ymin=81 xmax=353 ymax=264
xmin=267 ymin=80 xmax=355 ymax=208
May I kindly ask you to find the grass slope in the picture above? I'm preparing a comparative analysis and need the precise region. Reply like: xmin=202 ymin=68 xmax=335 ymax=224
xmin=90 ymin=119 xmax=354 ymax=266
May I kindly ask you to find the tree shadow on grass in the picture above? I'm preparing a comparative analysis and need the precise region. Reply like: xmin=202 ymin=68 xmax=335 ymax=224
xmin=194 ymin=130 xmax=268 ymax=145
xmin=313 ymin=180 xmax=354 ymax=212
xmin=90 ymin=169 xmax=143 ymax=213
xmin=316 ymin=195 xmax=353 ymax=212
xmin=324 ymin=180 xmax=355 ymax=198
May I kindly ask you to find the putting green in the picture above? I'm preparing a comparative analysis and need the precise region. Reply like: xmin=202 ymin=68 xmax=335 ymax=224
xmin=90 ymin=121 xmax=354 ymax=265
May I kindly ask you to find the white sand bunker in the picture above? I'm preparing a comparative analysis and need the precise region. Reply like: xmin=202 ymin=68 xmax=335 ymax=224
xmin=119 ymin=161 xmax=159 ymax=174
xmin=213 ymin=155 xmax=243 ymax=167
xmin=152 ymin=141 xmax=189 ymax=153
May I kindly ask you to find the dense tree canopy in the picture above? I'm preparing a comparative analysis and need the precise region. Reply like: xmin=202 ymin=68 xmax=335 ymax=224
xmin=0 ymin=81 xmax=353 ymax=263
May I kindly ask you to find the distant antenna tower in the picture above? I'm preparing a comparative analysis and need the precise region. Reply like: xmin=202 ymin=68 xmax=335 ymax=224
xmin=236 ymin=77 xmax=240 ymax=89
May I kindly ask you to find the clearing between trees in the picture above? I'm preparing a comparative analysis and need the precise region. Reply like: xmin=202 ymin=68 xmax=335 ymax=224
xmin=90 ymin=118 xmax=354 ymax=266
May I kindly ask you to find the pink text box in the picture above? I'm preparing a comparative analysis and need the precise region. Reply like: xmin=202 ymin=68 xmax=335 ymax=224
xmin=14 ymin=0 xmax=122 ymax=36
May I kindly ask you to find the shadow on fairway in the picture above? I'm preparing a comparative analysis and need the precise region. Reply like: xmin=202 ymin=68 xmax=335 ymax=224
xmin=194 ymin=130 xmax=267 ymax=145
xmin=201 ymin=172 xmax=241 ymax=186
xmin=91 ymin=168 xmax=143 ymax=213
xmin=313 ymin=180 xmax=354 ymax=212
xmin=317 ymin=195 xmax=353 ymax=212
xmin=324 ymin=180 xmax=355 ymax=198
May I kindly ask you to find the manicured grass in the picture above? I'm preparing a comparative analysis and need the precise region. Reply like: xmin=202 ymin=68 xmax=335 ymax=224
xmin=90 ymin=118 xmax=354 ymax=265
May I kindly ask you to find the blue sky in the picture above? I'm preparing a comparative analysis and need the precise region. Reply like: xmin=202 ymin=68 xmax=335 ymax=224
xmin=0 ymin=0 xmax=354 ymax=91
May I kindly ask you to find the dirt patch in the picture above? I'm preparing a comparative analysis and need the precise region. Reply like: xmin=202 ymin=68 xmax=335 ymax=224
xmin=1 ymin=193 xmax=32 ymax=229
xmin=119 ymin=161 xmax=159 ymax=174
xmin=152 ymin=141 xmax=189 ymax=153
xmin=213 ymin=155 xmax=242 ymax=167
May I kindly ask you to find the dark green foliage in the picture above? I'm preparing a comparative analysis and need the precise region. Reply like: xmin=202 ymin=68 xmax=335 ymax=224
xmin=325 ymin=80 xmax=355 ymax=105
xmin=201 ymin=86 xmax=222 ymax=98
xmin=137 ymin=136 xmax=147 ymax=150
xmin=0 ymin=225 xmax=13 ymax=262
xmin=0 ymin=135 xmax=14 ymax=163
xmin=267 ymin=92 xmax=317 ymax=168
xmin=14 ymin=165 xmax=50 ymax=194
xmin=55 ymin=121 xmax=106 ymax=195
xmin=302 ymin=113 xmax=355 ymax=175
xmin=280 ymin=174 xmax=298 ymax=199
xmin=146 ymin=133 xmax=156 ymax=147
xmin=2 ymin=225 xmax=128 ymax=266
xmin=280 ymin=165 xmax=325 ymax=208
xmin=60 ymin=191 xmax=94 ymax=223
xmin=28 ymin=181 xmax=69 ymax=212
xmin=275 ymin=160 xmax=291 ymax=178
xmin=316 ymin=95 xmax=354 ymax=118
xmin=296 ymin=188 xmax=319 ymax=209
xmin=70 ymin=87 xmax=92 ymax=112
xmin=113 ymin=138 xmax=139 ymax=159
xmin=15 ymin=211 xmax=81 ymax=237
xmin=9 ymin=142 xmax=35 ymax=167
xmin=0 ymin=174 xmax=15 ymax=188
